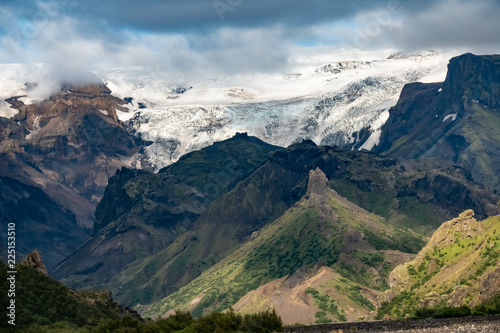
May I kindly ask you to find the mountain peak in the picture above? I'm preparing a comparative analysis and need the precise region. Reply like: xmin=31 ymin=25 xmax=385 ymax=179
xmin=306 ymin=168 xmax=329 ymax=196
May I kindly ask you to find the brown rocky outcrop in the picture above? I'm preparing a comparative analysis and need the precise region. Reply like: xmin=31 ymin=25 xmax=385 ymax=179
xmin=21 ymin=249 xmax=48 ymax=275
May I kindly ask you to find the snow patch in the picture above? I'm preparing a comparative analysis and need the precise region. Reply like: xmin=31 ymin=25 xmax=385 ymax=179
xmin=443 ymin=113 xmax=458 ymax=122
xmin=0 ymin=100 xmax=18 ymax=118
xmin=359 ymin=107 xmax=392 ymax=151
xmin=116 ymin=109 xmax=137 ymax=122
xmin=26 ymin=115 xmax=43 ymax=140
xmin=360 ymin=130 xmax=382 ymax=151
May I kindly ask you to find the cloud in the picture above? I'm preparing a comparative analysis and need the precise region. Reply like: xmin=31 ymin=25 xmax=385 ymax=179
xmin=0 ymin=0 xmax=499 ymax=83
xmin=286 ymin=0 xmax=500 ymax=53
xmin=378 ymin=0 xmax=500 ymax=53
xmin=32 ymin=0 xmax=402 ymax=32
xmin=0 ymin=9 xmax=292 ymax=82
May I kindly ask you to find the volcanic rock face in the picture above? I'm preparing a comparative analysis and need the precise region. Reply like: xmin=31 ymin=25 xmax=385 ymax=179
xmin=442 ymin=53 xmax=500 ymax=110
xmin=0 ymin=78 xmax=150 ymax=268
xmin=5 ymin=82 xmax=145 ymax=202
xmin=306 ymin=168 xmax=329 ymax=197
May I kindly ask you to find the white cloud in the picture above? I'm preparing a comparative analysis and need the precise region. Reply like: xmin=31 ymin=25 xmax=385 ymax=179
xmin=1 ymin=10 xmax=293 ymax=83
xmin=359 ymin=0 xmax=500 ymax=53
xmin=0 ymin=0 xmax=498 ymax=85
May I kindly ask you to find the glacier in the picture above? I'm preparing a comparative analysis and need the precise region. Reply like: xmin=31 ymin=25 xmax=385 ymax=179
xmin=0 ymin=49 xmax=456 ymax=170
xmin=103 ymin=50 xmax=454 ymax=169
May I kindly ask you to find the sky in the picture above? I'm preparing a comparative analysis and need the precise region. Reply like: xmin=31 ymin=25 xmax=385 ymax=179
xmin=0 ymin=0 xmax=499 ymax=79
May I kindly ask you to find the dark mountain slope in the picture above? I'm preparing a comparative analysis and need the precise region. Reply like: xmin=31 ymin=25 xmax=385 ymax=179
xmin=0 ymin=175 xmax=87 ymax=268
xmin=51 ymin=134 xmax=280 ymax=290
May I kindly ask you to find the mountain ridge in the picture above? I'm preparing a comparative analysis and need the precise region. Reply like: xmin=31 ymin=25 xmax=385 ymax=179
xmin=142 ymin=168 xmax=423 ymax=323
xmin=52 ymin=133 xmax=497 ymax=311
xmin=51 ymin=134 xmax=281 ymax=291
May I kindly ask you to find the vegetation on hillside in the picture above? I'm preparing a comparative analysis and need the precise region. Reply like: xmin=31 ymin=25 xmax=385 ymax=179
xmin=376 ymin=211 xmax=500 ymax=320
xmin=54 ymin=135 xmax=495 ymax=316
xmin=0 ymin=261 xmax=137 ymax=330
xmin=0 ymin=260 xmax=282 ymax=332
xmin=15 ymin=309 xmax=283 ymax=333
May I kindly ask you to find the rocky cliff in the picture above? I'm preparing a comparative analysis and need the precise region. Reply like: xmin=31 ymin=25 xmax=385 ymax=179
xmin=377 ymin=54 xmax=500 ymax=192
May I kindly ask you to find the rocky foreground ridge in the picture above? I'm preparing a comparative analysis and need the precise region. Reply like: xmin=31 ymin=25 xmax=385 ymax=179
xmin=284 ymin=315 xmax=500 ymax=332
